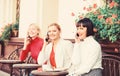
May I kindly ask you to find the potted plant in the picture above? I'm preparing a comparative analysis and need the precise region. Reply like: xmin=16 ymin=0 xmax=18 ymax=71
xmin=0 ymin=20 xmax=19 ymax=41
xmin=0 ymin=24 xmax=12 ymax=41
xmin=76 ymin=0 xmax=120 ymax=53
xmin=11 ymin=21 xmax=19 ymax=37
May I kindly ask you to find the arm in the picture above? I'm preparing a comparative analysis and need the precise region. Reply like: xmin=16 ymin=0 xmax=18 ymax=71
xmin=19 ymin=45 xmax=30 ymax=61
xmin=75 ymin=44 xmax=101 ymax=75
xmin=19 ymin=37 xmax=30 ymax=61
xmin=37 ymin=41 xmax=49 ymax=65
xmin=63 ymin=41 xmax=73 ymax=70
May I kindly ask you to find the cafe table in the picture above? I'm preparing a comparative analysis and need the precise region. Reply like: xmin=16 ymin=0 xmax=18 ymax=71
xmin=13 ymin=63 xmax=41 ymax=76
xmin=0 ymin=60 xmax=23 ymax=76
xmin=31 ymin=70 xmax=68 ymax=76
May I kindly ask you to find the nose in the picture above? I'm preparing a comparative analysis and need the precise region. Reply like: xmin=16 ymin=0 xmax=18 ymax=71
xmin=49 ymin=31 xmax=54 ymax=35
xmin=77 ymin=29 xmax=81 ymax=33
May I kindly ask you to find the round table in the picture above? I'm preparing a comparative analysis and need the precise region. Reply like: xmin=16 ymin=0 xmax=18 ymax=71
xmin=0 ymin=60 xmax=23 ymax=76
xmin=31 ymin=70 xmax=68 ymax=76
xmin=13 ymin=63 xmax=41 ymax=76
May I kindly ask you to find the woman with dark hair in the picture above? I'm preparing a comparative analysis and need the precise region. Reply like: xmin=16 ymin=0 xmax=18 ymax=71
xmin=68 ymin=18 xmax=102 ymax=76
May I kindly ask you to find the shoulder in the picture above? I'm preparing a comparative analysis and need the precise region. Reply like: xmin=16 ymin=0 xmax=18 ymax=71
xmin=85 ymin=36 xmax=101 ymax=48
xmin=37 ymin=37 xmax=44 ymax=41
xmin=35 ymin=37 xmax=44 ymax=45
xmin=88 ymin=36 xmax=101 ymax=50
xmin=36 ymin=37 xmax=44 ymax=42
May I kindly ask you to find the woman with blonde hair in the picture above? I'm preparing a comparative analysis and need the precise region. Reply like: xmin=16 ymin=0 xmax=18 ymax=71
xmin=19 ymin=23 xmax=44 ymax=63
xmin=37 ymin=23 xmax=73 ymax=71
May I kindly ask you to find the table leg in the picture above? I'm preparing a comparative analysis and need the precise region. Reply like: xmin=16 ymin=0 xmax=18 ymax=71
xmin=27 ymin=69 xmax=29 ymax=76
xmin=19 ymin=68 xmax=23 ymax=76
xmin=24 ymin=69 xmax=31 ymax=76
xmin=9 ymin=64 xmax=13 ymax=76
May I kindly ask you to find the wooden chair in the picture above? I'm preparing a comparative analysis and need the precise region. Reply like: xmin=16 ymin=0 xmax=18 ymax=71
xmin=8 ymin=46 xmax=23 ymax=60
xmin=102 ymin=54 xmax=120 ymax=76
xmin=13 ymin=54 xmax=40 ymax=76
xmin=0 ymin=46 xmax=23 ymax=76
xmin=0 ymin=46 xmax=37 ymax=76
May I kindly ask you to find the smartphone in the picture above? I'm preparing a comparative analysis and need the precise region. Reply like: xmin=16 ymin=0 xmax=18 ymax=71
xmin=76 ymin=33 xmax=79 ymax=37
xmin=27 ymin=35 xmax=32 ymax=41
xmin=45 ymin=32 xmax=49 ymax=42
xmin=45 ymin=37 xmax=49 ymax=42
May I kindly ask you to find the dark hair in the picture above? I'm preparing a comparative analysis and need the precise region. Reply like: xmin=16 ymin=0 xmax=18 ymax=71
xmin=76 ymin=18 xmax=94 ymax=36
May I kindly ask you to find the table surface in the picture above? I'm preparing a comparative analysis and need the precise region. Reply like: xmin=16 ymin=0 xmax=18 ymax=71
xmin=31 ymin=70 xmax=68 ymax=76
xmin=0 ymin=60 xmax=22 ymax=64
xmin=13 ymin=63 xmax=41 ymax=69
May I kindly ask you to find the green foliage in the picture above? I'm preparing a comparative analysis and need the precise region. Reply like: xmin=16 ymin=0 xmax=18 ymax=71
xmin=77 ymin=0 xmax=120 ymax=42
xmin=0 ymin=25 xmax=12 ymax=41
xmin=0 ymin=21 xmax=19 ymax=41
xmin=12 ymin=19 xmax=19 ymax=30
xmin=12 ymin=22 xmax=19 ymax=30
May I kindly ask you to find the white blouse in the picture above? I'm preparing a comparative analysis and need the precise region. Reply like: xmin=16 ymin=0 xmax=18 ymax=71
xmin=69 ymin=36 xmax=102 ymax=75
xmin=37 ymin=39 xmax=73 ymax=70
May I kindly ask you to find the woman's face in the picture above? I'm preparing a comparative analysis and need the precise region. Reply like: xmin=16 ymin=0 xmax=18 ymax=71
xmin=48 ymin=25 xmax=60 ymax=41
xmin=77 ymin=25 xmax=87 ymax=40
xmin=28 ymin=25 xmax=39 ymax=38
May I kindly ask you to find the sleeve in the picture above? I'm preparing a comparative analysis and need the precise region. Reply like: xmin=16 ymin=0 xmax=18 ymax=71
xmin=71 ymin=43 xmax=81 ymax=64
xmin=19 ymin=44 xmax=30 ymax=61
xmin=75 ymin=44 xmax=101 ymax=75
xmin=63 ymin=41 xmax=73 ymax=69
xmin=37 ymin=44 xmax=49 ymax=65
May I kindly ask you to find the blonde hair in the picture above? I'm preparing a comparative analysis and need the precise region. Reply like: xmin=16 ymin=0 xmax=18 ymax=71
xmin=27 ymin=23 xmax=41 ymax=37
xmin=48 ymin=23 xmax=61 ymax=32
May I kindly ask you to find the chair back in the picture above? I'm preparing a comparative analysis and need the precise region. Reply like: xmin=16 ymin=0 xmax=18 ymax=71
xmin=25 ymin=54 xmax=37 ymax=64
xmin=8 ymin=46 xmax=23 ymax=60
xmin=102 ymin=54 xmax=120 ymax=76
xmin=8 ymin=46 xmax=36 ymax=63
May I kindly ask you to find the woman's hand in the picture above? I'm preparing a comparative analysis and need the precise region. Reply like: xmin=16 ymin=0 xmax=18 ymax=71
xmin=75 ymin=35 xmax=81 ymax=43
xmin=23 ymin=37 xmax=31 ymax=50
xmin=75 ymin=34 xmax=84 ymax=43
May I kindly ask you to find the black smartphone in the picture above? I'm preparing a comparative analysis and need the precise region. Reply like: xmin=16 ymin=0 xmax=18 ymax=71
xmin=76 ymin=33 xmax=79 ymax=37
xmin=45 ymin=32 xmax=49 ymax=42
xmin=45 ymin=37 xmax=49 ymax=42
xmin=27 ymin=35 xmax=32 ymax=41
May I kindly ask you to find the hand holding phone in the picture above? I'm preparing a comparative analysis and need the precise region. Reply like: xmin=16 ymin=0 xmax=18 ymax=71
xmin=23 ymin=35 xmax=32 ymax=50
xmin=45 ymin=37 xmax=49 ymax=42
xmin=76 ymin=33 xmax=79 ymax=37
xmin=27 ymin=35 xmax=32 ymax=41
xmin=75 ymin=33 xmax=84 ymax=41
xmin=45 ymin=32 xmax=51 ymax=43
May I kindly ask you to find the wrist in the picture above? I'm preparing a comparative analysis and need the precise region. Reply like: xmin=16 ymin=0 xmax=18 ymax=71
xmin=23 ymin=46 xmax=27 ymax=50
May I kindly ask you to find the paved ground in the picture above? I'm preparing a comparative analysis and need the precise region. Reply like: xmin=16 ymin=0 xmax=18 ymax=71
xmin=0 ymin=70 xmax=9 ymax=76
